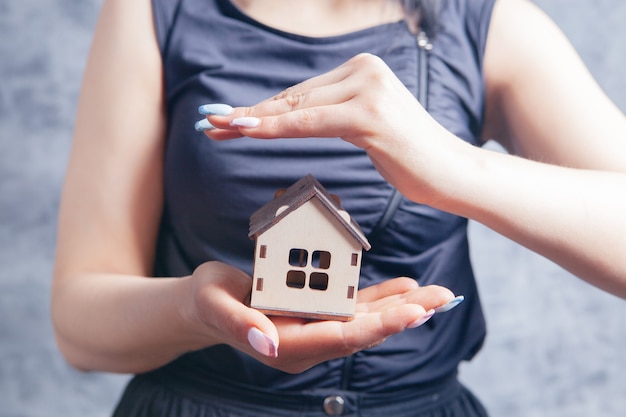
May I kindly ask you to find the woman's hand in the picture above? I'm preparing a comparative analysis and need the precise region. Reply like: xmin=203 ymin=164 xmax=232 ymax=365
xmin=189 ymin=261 xmax=456 ymax=374
xmin=197 ymin=53 xmax=462 ymax=205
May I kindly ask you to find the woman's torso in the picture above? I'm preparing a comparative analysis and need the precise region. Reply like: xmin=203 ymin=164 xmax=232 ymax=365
xmin=152 ymin=0 xmax=494 ymax=393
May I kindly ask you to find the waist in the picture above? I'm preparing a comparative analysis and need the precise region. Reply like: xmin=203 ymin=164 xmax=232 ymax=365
xmin=152 ymin=365 xmax=461 ymax=415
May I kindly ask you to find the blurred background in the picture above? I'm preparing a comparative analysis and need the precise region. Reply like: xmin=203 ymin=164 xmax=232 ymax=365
xmin=0 ymin=0 xmax=624 ymax=416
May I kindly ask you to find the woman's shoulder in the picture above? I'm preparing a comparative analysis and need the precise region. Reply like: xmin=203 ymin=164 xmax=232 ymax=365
xmin=436 ymin=0 xmax=496 ymax=53
xmin=151 ymin=0 xmax=184 ymax=54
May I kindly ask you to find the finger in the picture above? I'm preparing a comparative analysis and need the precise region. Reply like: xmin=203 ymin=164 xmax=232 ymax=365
xmin=260 ymin=57 xmax=355 ymax=103
xmin=205 ymin=80 xmax=358 ymax=136
xmin=402 ymin=285 xmax=456 ymax=312
xmin=229 ymin=103 xmax=361 ymax=140
xmin=251 ymin=80 xmax=358 ymax=118
xmin=201 ymin=58 xmax=362 ymax=131
xmin=434 ymin=295 xmax=465 ymax=313
xmin=194 ymin=115 xmax=245 ymax=141
xmin=276 ymin=302 xmax=427 ymax=359
xmin=357 ymin=283 xmax=456 ymax=316
xmin=342 ymin=303 xmax=428 ymax=352
xmin=203 ymin=127 xmax=245 ymax=141
xmin=198 ymin=54 xmax=396 ymax=139
xmin=217 ymin=292 xmax=281 ymax=358
xmin=203 ymin=103 xmax=362 ymax=144
xmin=204 ymin=264 xmax=280 ymax=357
xmin=357 ymin=277 xmax=419 ymax=303
xmin=258 ymin=53 xmax=382 ymax=105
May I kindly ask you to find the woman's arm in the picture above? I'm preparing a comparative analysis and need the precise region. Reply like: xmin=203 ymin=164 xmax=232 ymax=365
xmin=203 ymin=0 xmax=626 ymax=297
xmin=51 ymin=0 xmax=209 ymax=372
xmin=482 ymin=0 xmax=626 ymax=171
xmin=472 ymin=0 xmax=626 ymax=295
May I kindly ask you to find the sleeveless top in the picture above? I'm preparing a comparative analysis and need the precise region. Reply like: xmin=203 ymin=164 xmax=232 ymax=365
xmin=152 ymin=0 xmax=494 ymax=393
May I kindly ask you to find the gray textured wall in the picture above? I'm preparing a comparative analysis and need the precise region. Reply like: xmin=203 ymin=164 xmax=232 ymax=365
xmin=0 ymin=1 xmax=624 ymax=416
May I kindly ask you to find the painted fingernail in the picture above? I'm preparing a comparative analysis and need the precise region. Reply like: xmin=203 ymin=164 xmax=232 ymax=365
xmin=231 ymin=117 xmax=260 ymax=128
xmin=198 ymin=103 xmax=234 ymax=116
xmin=194 ymin=118 xmax=214 ymax=131
xmin=247 ymin=327 xmax=278 ymax=358
xmin=434 ymin=295 xmax=465 ymax=313
xmin=407 ymin=309 xmax=435 ymax=329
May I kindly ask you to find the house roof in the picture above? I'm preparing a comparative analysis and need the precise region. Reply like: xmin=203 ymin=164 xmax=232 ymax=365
xmin=248 ymin=174 xmax=371 ymax=250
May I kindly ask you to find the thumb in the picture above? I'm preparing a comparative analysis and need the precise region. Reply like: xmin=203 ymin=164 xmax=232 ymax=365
xmin=203 ymin=261 xmax=280 ymax=358
xmin=220 ymin=290 xmax=280 ymax=358
xmin=216 ymin=291 xmax=279 ymax=358
xmin=227 ymin=305 xmax=279 ymax=358
xmin=247 ymin=325 xmax=279 ymax=358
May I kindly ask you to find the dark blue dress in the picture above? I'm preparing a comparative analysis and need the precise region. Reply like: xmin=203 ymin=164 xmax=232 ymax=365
xmin=113 ymin=0 xmax=496 ymax=415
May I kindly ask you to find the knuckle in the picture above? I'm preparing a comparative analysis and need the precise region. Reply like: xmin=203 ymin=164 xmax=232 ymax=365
xmin=240 ymin=106 xmax=258 ymax=118
xmin=297 ymin=108 xmax=317 ymax=129
xmin=352 ymin=52 xmax=382 ymax=66
xmin=352 ymin=53 xmax=388 ymax=76
xmin=274 ymin=85 xmax=295 ymax=100
xmin=339 ymin=327 xmax=363 ymax=356
xmin=272 ymin=87 xmax=309 ymax=112
xmin=283 ymin=91 xmax=306 ymax=110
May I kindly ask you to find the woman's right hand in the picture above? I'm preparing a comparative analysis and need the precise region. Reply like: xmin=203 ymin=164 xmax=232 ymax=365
xmin=188 ymin=261 xmax=456 ymax=374
xmin=199 ymin=53 xmax=458 ymax=206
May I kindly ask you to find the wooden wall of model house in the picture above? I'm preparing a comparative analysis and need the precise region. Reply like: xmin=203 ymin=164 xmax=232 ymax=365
xmin=250 ymin=198 xmax=363 ymax=320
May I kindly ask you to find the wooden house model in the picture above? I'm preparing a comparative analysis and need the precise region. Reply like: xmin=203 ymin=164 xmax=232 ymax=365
xmin=248 ymin=174 xmax=371 ymax=321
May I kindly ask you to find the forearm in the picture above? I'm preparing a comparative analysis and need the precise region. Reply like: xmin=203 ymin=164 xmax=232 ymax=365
xmin=52 ymin=273 xmax=212 ymax=373
xmin=432 ymin=140 xmax=626 ymax=297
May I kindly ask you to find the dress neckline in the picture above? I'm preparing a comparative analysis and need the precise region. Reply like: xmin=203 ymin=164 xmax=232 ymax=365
xmin=217 ymin=0 xmax=408 ymax=44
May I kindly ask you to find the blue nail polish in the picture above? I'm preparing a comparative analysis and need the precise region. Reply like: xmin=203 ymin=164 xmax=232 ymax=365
xmin=434 ymin=295 xmax=465 ymax=313
xmin=198 ymin=103 xmax=234 ymax=116
xmin=194 ymin=119 xmax=214 ymax=131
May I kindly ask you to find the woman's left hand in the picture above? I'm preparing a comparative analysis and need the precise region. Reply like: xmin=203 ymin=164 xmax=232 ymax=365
xmin=199 ymin=53 xmax=462 ymax=205
xmin=257 ymin=277 xmax=457 ymax=374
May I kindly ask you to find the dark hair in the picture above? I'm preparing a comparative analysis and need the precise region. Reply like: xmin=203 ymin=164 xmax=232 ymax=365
xmin=400 ymin=0 xmax=443 ymax=35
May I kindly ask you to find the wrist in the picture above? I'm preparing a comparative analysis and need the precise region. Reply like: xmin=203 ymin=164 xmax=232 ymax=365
xmin=389 ymin=127 xmax=477 ymax=209
xmin=174 ymin=273 xmax=221 ymax=352
xmin=422 ymin=137 xmax=493 ymax=215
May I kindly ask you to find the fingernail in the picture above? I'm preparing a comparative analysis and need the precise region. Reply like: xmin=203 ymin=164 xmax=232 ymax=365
xmin=194 ymin=118 xmax=214 ymax=131
xmin=198 ymin=103 xmax=234 ymax=116
xmin=407 ymin=309 xmax=435 ymax=329
xmin=231 ymin=117 xmax=260 ymax=128
xmin=247 ymin=328 xmax=278 ymax=358
xmin=434 ymin=295 xmax=465 ymax=313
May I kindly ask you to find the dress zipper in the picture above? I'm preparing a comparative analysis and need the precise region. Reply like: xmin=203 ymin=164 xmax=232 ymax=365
xmin=416 ymin=30 xmax=432 ymax=107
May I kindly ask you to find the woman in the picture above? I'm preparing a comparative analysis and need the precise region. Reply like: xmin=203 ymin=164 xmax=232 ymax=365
xmin=52 ymin=0 xmax=626 ymax=416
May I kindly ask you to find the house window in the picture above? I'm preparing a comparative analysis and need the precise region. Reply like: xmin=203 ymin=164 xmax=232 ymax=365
xmin=288 ymin=248 xmax=308 ymax=267
xmin=347 ymin=286 xmax=355 ymax=299
xmin=259 ymin=245 xmax=267 ymax=259
xmin=256 ymin=278 xmax=264 ymax=291
xmin=286 ymin=270 xmax=306 ymax=288
xmin=351 ymin=253 xmax=359 ymax=266
xmin=312 ymin=250 xmax=331 ymax=269
xmin=309 ymin=272 xmax=329 ymax=291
